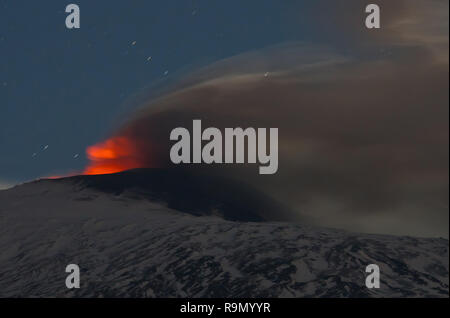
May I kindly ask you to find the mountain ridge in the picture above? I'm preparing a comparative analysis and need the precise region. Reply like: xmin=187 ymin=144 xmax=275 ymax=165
xmin=0 ymin=169 xmax=448 ymax=297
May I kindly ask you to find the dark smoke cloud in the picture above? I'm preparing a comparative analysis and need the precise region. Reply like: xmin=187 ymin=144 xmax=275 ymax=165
xmin=94 ymin=0 xmax=448 ymax=237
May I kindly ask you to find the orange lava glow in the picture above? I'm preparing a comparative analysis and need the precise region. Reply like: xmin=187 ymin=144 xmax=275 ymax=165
xmin=83 ymin=136 xmax=144 ymax=175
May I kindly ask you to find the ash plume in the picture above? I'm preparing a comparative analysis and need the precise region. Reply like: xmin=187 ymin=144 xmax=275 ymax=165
xmin=84 ymin=0 xmax=449 ymax=237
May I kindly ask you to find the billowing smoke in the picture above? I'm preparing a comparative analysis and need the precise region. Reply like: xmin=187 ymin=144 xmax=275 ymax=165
xmin=84 ymin=0 xmax=448 ymax=237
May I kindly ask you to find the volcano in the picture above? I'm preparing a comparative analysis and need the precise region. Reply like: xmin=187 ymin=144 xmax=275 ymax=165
xmin=0 ymin=169 xmax=448 ymax=297
xmin=48 ymin=168 xmax=294 ymax=222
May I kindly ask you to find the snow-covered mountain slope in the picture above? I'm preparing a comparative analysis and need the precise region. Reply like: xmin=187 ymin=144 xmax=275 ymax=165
xmin=0 ymin=169 xmax=448 ymax=297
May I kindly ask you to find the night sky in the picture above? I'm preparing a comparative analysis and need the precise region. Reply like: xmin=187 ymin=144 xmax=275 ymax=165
xmin=0 ymin=0 xmax=307 ymax=185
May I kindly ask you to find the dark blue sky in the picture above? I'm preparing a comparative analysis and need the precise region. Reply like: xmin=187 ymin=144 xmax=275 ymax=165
xmin=0 ymin=0 xmax=314 ymax=183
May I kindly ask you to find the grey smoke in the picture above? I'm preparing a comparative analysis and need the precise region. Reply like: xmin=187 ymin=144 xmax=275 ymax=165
xmin=92 ymin=0 xmax=448 ymax=237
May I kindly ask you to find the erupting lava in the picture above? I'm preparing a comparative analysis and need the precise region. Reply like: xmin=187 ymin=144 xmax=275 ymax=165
xmin=83 ymin=136 xmax=145 ymax=175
